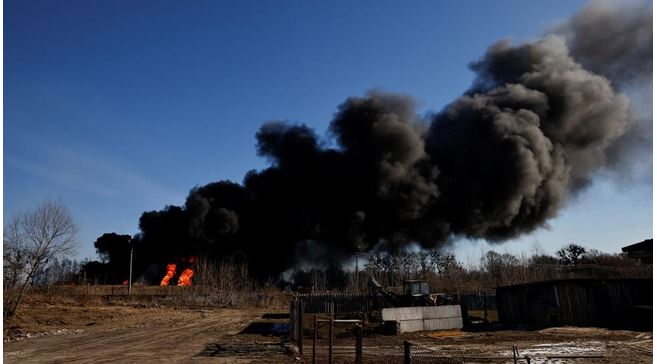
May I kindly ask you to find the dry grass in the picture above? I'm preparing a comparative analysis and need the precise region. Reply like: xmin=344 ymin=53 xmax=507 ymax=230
xmin=10 ymin=284 xmax=291 ymax=312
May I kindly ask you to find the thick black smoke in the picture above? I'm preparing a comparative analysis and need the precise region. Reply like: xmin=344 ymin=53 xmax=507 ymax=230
xmin=425 ymin=35 xmax=631 ymax=241
xmin=119 ymin=1 xmax=650 ymax=279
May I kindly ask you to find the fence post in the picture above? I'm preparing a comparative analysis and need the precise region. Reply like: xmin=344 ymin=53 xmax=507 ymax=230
xmin=289 ymin=301 xmax=294 ymax=341
xmin=328 ymin=317 xmax=334 ymax=364
xmin=312 ymin=314 xmax=317 ymax=364
xmin=355 ymin=323 xmax=363 ymax=364
xmin=298 ymin=301 xmax=304 ymax=357
xmin=331 ymin=297 xmax=336 ymax=318
xmin=483 ymin=291 xmax=488 ymax=323
xmin=404 ymin=341 xmax=412 ymax=364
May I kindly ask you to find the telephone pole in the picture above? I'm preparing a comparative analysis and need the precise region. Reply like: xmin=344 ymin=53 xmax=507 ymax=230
xmin=128 ymin=240 xmax=134 ymax=296
xmin=355 ymin=253 xmax=359 ymax=291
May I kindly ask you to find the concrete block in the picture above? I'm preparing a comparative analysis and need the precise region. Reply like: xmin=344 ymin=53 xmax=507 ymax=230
xmin=382 ymin=305 xmax=462 ymax=321
xmin=422 ymin=317 xmax=463 ymax=331
xmin=397 ymin=319 xmax=425 ymax=333
xmin=381 ymin=307 xmax=423 ymax=321
xmin=382 ymin=305 xmax=464 ymax=334
xmin=421 ymin=305 xmax=462 ymax=319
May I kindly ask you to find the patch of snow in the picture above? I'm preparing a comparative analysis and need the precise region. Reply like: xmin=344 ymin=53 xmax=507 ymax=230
xmin=499 ymin=340 xmax=607 ymax=363
xmin=5 ymin=328 xmax=84 ymax=342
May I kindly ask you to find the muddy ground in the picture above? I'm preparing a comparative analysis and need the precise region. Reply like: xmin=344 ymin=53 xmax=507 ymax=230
xmin=301 ymin=316 xmax=652 ymax=363
xmin=3 ymin=294 xmax=652 ymax=363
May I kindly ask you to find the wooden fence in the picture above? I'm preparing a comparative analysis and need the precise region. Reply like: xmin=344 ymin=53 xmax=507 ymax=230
xmin=497 ymin=278 xmax=652 ymax=328
xmin=457 ymin=291 xmax=496 ymax=311
xmin=294 ymin=293 xmax=372 ymax=314
xmin=289 ymin=300 xmax=304 ymax=356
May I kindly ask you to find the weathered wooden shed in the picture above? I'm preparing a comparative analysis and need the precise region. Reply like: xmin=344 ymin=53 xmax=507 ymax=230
xmin=622 ymin=239 xmax=653 ymax=265
xmin=496 ymin=278 xmax=652 ymax=328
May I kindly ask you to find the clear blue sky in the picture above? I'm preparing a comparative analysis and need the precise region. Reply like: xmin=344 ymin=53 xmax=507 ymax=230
xmin=5 ymin=0 xmax=652 ymax=264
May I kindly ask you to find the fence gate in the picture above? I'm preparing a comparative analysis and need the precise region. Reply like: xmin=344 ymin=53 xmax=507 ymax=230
xmin=311 ymin=315 xmax=363 ymax=364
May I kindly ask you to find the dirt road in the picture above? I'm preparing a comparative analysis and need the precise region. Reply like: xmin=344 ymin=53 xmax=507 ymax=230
xmin=4 ymin=301 xmax=652 ymax=363
xmin=4 ymin=305 xmax=291 ymax=363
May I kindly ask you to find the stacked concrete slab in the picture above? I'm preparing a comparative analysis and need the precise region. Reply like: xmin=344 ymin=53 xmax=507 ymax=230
xmin=381 ymin=305 xmax=463 ymax=334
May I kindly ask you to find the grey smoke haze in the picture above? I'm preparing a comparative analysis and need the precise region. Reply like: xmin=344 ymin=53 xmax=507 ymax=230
xmin=556 ymin=0 xmax=652 ymax=87
xmin=556 ymin=0 xmax=652 ymax=182
xmin=129 ymin=1 xmax=651 ymax=277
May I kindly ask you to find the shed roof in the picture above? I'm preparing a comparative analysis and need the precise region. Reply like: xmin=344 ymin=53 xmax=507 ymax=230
xmin=496 ymin=277 xmax=651 ymax=291
xmin=621 ymin=239 xmax=652 ymax=253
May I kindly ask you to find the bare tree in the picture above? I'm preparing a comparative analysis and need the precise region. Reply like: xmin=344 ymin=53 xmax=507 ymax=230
xmin=3 ymin=200 xmax=77 ymax=320
xmin=556 ymin=243 xmax=587 ymax=265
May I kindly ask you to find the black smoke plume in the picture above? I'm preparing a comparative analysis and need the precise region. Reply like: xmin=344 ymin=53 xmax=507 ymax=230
xmin=100 ymin=1 xmax=650 ymax=280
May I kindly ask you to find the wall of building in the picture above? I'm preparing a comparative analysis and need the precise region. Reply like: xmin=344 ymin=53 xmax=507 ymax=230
xmin=496 ymin=278 xmax=652 ymax=329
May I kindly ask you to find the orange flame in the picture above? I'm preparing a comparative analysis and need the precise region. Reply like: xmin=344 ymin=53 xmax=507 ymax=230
xmin=177 ymin=268 xmax=194 ymax=286
xmin=160 ymin=264 xmax=177 ymax=286
xmin=122 ymin=280 xmax=128 ymax=285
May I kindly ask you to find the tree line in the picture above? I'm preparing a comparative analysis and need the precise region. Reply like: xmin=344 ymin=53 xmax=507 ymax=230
xmin=288 ymin=243 xmax=650 ymax=293
xmin=4 ymin=200 xmax=649 ymax=321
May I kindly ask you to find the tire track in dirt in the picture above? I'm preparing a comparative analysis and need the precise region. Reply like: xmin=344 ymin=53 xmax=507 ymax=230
xmin=4 ymin=308 xmax=264 ymax=363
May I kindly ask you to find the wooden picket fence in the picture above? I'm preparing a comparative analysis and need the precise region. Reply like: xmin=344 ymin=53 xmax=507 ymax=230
xmin=294 ymin=292 xmax=372 ymax=314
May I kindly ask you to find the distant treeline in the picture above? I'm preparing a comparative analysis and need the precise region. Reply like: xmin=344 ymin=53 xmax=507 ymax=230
xmin=71 ymin=242 xmax=650 ymax=293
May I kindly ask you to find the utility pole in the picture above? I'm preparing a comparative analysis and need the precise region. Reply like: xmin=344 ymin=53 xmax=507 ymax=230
xmin=355 ymin=253 xmax=359 ymax=292
xmin=128 ymin=242 xmax=134 ymax=296
xmin=355 ymin=252 xmax=365 ymax=292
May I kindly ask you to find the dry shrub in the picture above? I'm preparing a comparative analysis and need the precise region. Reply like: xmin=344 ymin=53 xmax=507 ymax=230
xmin=15 ymin=258 xmax=286 ymax=310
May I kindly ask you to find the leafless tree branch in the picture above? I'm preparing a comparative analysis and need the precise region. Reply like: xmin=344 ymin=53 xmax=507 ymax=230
xmin=3 ymin=200 xmax=77 ymax=320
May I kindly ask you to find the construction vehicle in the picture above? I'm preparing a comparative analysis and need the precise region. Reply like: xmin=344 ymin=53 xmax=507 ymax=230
xmin=367 ymin=273 xmax=453 ymax=307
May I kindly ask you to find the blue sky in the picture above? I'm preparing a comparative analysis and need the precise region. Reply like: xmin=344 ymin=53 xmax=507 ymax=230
xmin=5 ymin=0 xmax=652 ymax=264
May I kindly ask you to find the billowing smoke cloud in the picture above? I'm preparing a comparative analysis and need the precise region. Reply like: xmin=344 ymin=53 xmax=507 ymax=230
xmin=556 ymin=0 xmax=652 ymax=182
xmin=124 ymin=1 xmax=650 ymax=279
xmin=556 ymin=0 xmax=652 ymax=87
xmin=424 ymin=35 xmax=630 ymax=241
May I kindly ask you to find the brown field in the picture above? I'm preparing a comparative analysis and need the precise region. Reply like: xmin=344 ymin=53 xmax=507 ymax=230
xmin=3 ymin=289 xmax=653 ymax=363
